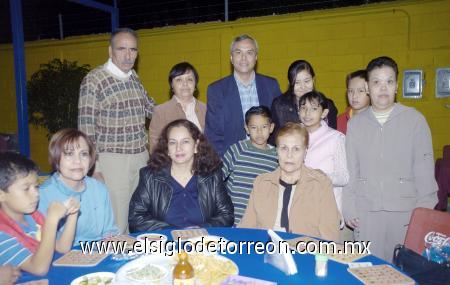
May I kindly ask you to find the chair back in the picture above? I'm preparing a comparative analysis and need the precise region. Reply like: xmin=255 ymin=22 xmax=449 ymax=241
xmin=404 ymin=207 xmax=450 ymax=254
xmin=0 ymin=136 xmax=6 ymax=152
xmin=443 ymin=145 xmax=450 ymax=161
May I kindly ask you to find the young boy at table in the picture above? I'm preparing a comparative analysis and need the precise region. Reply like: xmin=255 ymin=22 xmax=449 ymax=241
xmin=222 ymin=106 xmax=279 ymax=225
xmin=0 ymin=152 xmax=79 ymax=275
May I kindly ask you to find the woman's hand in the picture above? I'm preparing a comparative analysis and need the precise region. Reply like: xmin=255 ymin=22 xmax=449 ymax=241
xmin=345 ymin=218 xmax=360 ymax=229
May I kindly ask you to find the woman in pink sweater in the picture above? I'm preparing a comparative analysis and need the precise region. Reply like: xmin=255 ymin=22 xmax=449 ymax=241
xmin=299 ymin=91 xmax=349 ymax=226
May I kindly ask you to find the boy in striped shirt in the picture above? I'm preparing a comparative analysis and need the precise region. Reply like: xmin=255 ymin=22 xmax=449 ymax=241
xmin=222 ymin=106 xmax=278 ymax=225
xmin=0 ymin=152 xmax=79 ymax=276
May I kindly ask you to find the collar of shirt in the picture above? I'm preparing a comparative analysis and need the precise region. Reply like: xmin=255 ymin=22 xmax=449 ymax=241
xmin=104 ymin=58 xmax=132 ymax=80
xmin=371 ymin=105 xmax=394 ymax=125
xmin=53 ymin=172 xmax=87 ymax=199
xmin=309 ymin=120 xmax=329 ymax=144
xmin=233 ymin=71 xmax=256 ymax=88
xmin=173 ymin=96 xmax=202 ymax=131
xmin=174 ymin=96 xmax=196 ymax=112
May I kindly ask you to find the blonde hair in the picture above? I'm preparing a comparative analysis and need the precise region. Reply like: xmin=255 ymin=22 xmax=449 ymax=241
xmin=275 ymin=122 xmax=309 ymax=147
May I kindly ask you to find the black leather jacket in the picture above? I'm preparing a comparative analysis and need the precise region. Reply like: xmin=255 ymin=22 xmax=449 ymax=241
xmin=270 ymin=93 xmax=338 ymax=144
xmin=128 ymin=167 xmax=234 ymax=233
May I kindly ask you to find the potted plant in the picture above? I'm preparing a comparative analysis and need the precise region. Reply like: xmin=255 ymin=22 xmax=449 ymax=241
xmin=28 ymin=58 xmax=91 ymax=137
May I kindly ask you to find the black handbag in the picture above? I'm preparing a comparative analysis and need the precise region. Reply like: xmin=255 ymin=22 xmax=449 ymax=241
xmin=393 ymin=244 xmax=450 ymax=285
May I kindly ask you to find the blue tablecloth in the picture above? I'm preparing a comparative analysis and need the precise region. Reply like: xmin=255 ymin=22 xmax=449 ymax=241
xmin=17 ymin=227 xmax=395 ymax=284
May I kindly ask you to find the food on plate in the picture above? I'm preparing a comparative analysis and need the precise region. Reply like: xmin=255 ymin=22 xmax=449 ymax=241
xmin=176 ymin=253 xmax=238 ymax=285
xmin=126 ymin=263 xmax=168 ymax=282
xmin=77 ymin=275 xmax=113 ymax=285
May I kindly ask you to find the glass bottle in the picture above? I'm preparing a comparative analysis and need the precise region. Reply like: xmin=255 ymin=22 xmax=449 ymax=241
xmin=173 ymin=252 xmax=195 ymax=285
xmin=315 ymin=254 xmax=328 ymax=277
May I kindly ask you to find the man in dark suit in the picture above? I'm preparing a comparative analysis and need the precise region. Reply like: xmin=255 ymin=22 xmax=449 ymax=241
xmin=205 ymin=34 xmax=281 ymax=156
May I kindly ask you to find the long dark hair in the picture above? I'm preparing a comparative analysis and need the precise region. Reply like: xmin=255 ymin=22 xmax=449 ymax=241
xmin=149 ymin=119 xmax=221 ymax=175
xmin=284 ymin=59 xmax=315 ymax=103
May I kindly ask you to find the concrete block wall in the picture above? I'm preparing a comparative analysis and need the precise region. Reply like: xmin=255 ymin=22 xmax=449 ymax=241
xmin=0 ymin=0 xmax=449 ymax=171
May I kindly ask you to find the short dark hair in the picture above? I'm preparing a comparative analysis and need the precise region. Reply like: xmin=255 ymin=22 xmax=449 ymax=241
xmin=245 ymin=106 xmax=272 ymax=125
xmin=298 ymin=90 xmax=329 ymax=111
xmin=366 ymin=56 xmax=398 ymax=80
xmin=149 ymin=119 xmax=222 ymax=175
xmin=48 ymin=129 xmax=96 ymax=171
xmin=0 ymin=152 xmax=38 ymax=191
xmin=110 ymin=28 xmax=138 ymax=47
xmin=346 ymin=70 xmax=367 ymax=88
xmin=286 ymin=60 xmax=315 ymax=97
xmin=168 ymin=62 xmax=199 ymax=97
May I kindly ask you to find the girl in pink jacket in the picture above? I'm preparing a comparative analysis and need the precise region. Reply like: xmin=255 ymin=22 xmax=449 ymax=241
xmin=299 ymin=91 xmax=349 ymax=226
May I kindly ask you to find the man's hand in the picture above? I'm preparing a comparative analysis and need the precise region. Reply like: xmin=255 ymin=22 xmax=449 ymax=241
xmin=345 ymin=218 xmax=360 ymax=229
xmin=91 ymin=172 xmax=105 ymax=184
xmin=0 ymin=265 xmax=20 ymax=285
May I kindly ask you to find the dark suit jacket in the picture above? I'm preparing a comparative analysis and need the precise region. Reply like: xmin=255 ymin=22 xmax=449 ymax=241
xmin=205 ymin=74 xmax=281 ymax=156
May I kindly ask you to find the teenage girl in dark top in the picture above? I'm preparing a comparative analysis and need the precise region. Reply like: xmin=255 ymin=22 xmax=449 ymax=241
xmin=271 ymin=60 xmax=338 ymax=143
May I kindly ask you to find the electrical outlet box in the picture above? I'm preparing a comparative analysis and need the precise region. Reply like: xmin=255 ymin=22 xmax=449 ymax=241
xmin=436 ymin=68 xmax=450 ymax=98
xmin=403 ymin=70 xmax=423 ymax=99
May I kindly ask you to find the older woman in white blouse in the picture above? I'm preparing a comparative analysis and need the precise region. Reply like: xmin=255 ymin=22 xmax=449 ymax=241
xmin=149 ymin=62 xmax=206 ymax=150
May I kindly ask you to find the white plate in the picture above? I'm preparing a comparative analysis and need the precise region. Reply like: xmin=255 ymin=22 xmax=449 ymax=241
xmin=115 ymin=252 xmax=238 ymax=285
xmin=136 ymin=233 xmax=168 ymax=242
xmin=70 ymin=272 xmax=115 ymax=285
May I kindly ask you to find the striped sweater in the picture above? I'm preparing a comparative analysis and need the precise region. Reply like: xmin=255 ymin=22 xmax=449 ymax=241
xmin=222 ymin=139 xmax=278 ymax=225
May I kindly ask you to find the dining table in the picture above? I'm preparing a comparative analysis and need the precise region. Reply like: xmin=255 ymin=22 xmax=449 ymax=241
xmin=16 ymin=227 xmax=407 ymax=285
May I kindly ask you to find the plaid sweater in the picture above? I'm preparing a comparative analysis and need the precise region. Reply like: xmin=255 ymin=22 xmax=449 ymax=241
xmin=78 ymin=65 xmax=155 ymax=154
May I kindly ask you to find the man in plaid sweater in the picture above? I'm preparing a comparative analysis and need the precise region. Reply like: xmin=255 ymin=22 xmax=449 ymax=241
xmin=78 ymin=28 xmax=155 ymax=233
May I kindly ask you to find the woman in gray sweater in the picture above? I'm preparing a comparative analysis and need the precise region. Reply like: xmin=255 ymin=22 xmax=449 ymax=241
xmin=342 ymin=56 xmax=437 ymax=261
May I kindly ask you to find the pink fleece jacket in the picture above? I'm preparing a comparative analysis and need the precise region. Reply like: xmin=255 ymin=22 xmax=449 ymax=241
xmin=304 ymin=120 xmax=349 ymax=218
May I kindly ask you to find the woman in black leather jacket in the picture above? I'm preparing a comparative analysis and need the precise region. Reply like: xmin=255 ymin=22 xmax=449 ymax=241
xmin=128 ymin=119 xmax=234 ymax=232
xmin=271 ymin=60 xmax=338 ymax=144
